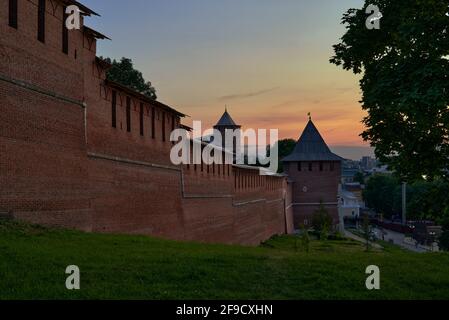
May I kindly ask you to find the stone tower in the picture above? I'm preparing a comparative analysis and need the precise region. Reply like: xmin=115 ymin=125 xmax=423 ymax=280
xmin=213 ymin=108 xmax=241 ymax=156
xmin=282 ymin=117 xmax=343 ymax=228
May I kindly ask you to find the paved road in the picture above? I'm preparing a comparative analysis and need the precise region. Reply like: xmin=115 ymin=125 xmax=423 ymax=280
xmin=345 ymin=228 xmax=435 ymax=253
xmin=372 ymin=227 xmax=429 ymax=253
xmin=344 ymin=230 xmax=383 ymax=249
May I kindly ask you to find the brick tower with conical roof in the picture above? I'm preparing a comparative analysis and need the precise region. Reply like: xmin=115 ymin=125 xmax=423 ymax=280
xmin=282 ymin=116 xmax=344 ymax=228
xmin=213 ymin=108 xmax=241 ymax=156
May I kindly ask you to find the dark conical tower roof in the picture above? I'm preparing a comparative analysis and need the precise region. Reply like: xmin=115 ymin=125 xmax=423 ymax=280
xmin=282 ymin=119 xmax=344 ymax=162
xmin=215 ymin=109 xmax=240 ymax=127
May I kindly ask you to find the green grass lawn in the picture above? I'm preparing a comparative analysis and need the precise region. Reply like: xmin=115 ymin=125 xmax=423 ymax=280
xmin=1 ymin=219 xmax=448 ymax=300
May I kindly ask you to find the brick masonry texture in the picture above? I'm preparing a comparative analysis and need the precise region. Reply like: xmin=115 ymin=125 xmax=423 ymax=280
xmin=0 ymin=0 xmax=299 ymax=245
xmin=284 ymin=161 xmax=341 ymax=228
xmin=0 ymin=0 xmax=338 ymax=245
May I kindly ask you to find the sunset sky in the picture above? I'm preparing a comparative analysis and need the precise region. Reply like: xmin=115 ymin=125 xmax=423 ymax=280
xmin=86 ymin=0 xmax=374 ymax=159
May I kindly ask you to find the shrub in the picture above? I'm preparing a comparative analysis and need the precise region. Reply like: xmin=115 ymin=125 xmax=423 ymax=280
xmin=311 ymin=202 xmax=333 ymax=240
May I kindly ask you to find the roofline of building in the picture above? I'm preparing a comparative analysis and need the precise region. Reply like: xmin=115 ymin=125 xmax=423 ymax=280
xmin=65 ymin=1 xmax=100 ymax=17
xmin=213 ymin=124 xmax=242 ymax=129
xmin=190 ymin=138 xmax=234 ymax=156
xmin=232 ymin=164 xmax=285 ymax=177
xmin=180 ymin=124 xmax=193 ymax=131
xmin=84 ymin=26 xmax=111 ymax=40
xmin=283 ymin=119 xmax=345 ymax=162
xmin=105 ymin=80 xmax=187 ymax=118
xmin=281 ymin=155 xmax=345 ymax=162
xmin=214 ymin=110 xmax=240 ymax=127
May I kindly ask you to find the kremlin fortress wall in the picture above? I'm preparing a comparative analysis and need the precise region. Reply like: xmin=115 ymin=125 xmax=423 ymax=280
xmin=0 ymin=0 xmax=341 ymax=245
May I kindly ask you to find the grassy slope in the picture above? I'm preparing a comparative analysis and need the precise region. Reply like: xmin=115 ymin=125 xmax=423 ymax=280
xmin=1 ymin=219 xmax=448 ymax=300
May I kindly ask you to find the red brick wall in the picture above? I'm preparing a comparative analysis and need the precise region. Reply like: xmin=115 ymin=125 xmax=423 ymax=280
xmin=181 ymin=166 xmax=289 ymax=245
xmin=87 ymin=156 xmax=185 ymax=239
xmin=0 ymin=76 xmax=91 ymax=230
xmin=285 ymin=182 xmax=294 ymax=234
xmin=0 ymin=0 xmax=293 ymax=245
xmin=1 ymin=0 xmax=91 ymax=229
xmin=284 ymin=161 xmax=341 ymax=228
xmin=0 ymin=0 xmax=85 ymax=101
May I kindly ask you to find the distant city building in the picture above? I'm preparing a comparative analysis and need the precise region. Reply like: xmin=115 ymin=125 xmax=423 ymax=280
xmin=339 ymin=182 xmax=365 ymax=226
xmin=361 ymin=156 xmax=376 ymax=171
xmin=342 ymin=168 xmax=360 ymax=184
xmin=344 ymin=182 xmax=365 ymax=206
xmin=340 ymin=159 xmax=362 ymax=184
xmin=339 ymin=189 xmax=361 ymax=219
xmin=370 ymin=165 xmax=391 ymax=174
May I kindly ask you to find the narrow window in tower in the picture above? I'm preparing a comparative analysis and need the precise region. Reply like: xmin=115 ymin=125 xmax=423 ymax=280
xmin=297 ymin=162 xmax=302 ymax=171
xmin=139 ymin=103 xmax=144 ymax=136
xmin=171 ymin=115 xmax=175 ymax=144
xmin=126 ymin=97 xmax=131 ymax=132
xmin=38 ymin=0 xmax=46 ymax=43
xmin=62 ymin=6 xmax=69 ymax=54
xmin=9 ymin=0 xmax=18 ymax=29
xmin=319 ymin=162 xmax=323 ymax=172
xmin=151 ymin=107 xmax=156 ymax=139
xmin=111 ymin=91 xmax=117 ymax=128
xmin=308 ymin=162 xmax=313 ymax=171
xmin=162 ymin=112 xmax=166 ymax=141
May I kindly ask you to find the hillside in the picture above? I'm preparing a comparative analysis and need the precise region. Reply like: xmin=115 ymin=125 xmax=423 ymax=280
xmin=0 ymin=219 xmax=448 ymax=300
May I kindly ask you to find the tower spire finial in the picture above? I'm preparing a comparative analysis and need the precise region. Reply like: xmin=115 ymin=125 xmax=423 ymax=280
xmin=308 ymin=112 xmax=311 ymax=121
xmin=225 ymin=105 xmax=228 ymax=112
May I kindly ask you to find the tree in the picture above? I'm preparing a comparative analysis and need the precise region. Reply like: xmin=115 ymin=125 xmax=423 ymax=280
xmin=103 ymin=57 xmax=157 ymax=100
xmin=354 ymin=171 xmax=365 ymax=185
xmin=363 ymin=174 xmax=401 ymax=218
xmin=295 ymin=225 xmax=310 ymax=253
xmin=363 ymin=174 xmax=449 ymax=222
xmin=330 ymin=0 xmax=449 ymax=182
xmin=301 ymin=227 xmax=310 ymax=253
xmin=275 ymin=139 xmax=296 ymax=173
xmin=362 ymin=214 xmax=373 ymax=252
xmin=311 ymin=202 xmax=333 ymax=240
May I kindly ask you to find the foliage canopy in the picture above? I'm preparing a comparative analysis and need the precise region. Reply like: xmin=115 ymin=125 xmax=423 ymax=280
xmin=331 ymin=0 xmax=449 ymax=181
xmin=103 ymin=57 xmax=157 ymax=100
